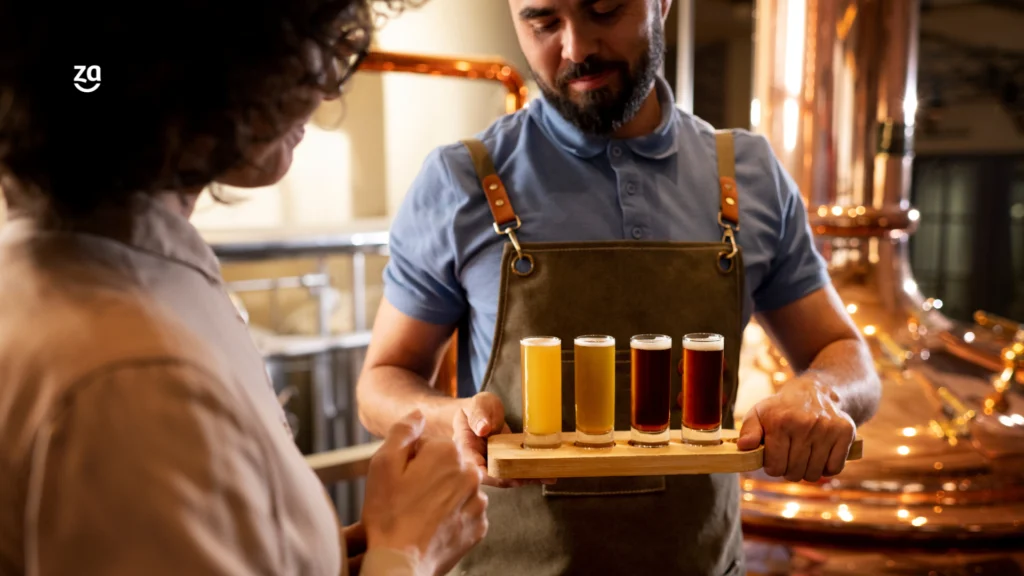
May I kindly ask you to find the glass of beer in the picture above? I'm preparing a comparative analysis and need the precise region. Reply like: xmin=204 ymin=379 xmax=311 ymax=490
xmin=521 ymin=337 xmax=562 ymax=449
xmin=682 ymin=333 xmax=725 ymax=446
xmin=629 ymin=334 xmax=672 ymax=447
xmin=574 ymin=335 xmax=615 ymax=448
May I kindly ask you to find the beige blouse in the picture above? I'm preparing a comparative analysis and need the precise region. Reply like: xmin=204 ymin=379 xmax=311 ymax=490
xmin=0 ymin=196 xmax=414 ymax=575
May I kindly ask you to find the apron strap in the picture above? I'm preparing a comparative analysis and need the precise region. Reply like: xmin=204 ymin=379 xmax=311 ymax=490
xmin=714 ymin=130 xmax=740 ymax=230
xmin=461 ymin=138 xmax=521 ymax=232
xmin=462 ymin=133 xmax=739 ymax=232
xmin=714 ymin=130 xmax=740 ymax=269
xmin=461 ymin=138 xmax=531 ymax=274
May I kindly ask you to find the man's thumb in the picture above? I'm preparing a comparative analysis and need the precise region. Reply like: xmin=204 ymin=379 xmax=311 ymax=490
xmin=737 ymin=410 xmax=764 ymax=451
xmin=467 ymin=392 xmax=505 ymax=437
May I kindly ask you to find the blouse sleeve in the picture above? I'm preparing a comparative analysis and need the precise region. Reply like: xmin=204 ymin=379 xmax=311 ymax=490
xmin=25 ymin=360 xmax=284 ymax=575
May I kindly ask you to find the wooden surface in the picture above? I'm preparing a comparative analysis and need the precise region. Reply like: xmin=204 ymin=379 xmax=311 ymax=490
xmin=306 ymin=441 xmax=382 ymax=484
xmin=488 ymin=430 xmax=863 ymax=479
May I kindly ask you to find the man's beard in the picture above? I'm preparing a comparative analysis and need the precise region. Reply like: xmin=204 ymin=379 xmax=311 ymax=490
xmin=535 ymin=21 xmax=665 ymax=136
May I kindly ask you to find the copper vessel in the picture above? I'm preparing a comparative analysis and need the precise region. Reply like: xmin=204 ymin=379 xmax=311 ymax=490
xmin=741 ymin=0 xmax=1024 ymax=550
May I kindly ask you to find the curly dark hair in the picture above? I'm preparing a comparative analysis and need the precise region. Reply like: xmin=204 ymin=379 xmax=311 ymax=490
xmin=0 ymin=0 xmax=423 ymax=214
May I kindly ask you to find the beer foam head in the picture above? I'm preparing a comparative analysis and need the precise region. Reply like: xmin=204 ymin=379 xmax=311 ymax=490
xmin=575 ymin=335 xmax=615 ymax=347
xmin=630 ymin=335 xmax=671 ymax=350
xmin=521 ymin=336 xmax=561 ymax=347
xmin=683 ymin=334 xmax=724 ymax=351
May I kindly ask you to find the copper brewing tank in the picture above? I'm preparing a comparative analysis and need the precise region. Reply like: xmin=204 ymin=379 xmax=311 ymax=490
xmin=740 ymin=0 xmax=1024 ymax=550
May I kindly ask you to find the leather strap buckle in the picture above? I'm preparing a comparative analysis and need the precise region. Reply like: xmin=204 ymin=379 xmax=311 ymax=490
xmin=494 ymin=216 xmax=526 ymax=267
xmin=718 ymin=213 xmax=739 ymax=274
xmin=492 ymin=215 xmax=522 ymax=235
xmin=717 ymin=211 xmax=740 ymax=233
xmin=720 ymin=223 xmax=738 ymax=259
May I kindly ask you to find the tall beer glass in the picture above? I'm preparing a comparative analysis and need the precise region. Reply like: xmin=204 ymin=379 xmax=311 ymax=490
xmin=574 ymin=335 xmax=615 ymax=448
xmin=682 ymin=333 xmax=724 ymax=446
xmin=521 ymin=337 xmax=562 ymax=448
xmin=630 ymin=334 xmax=672 ymax=446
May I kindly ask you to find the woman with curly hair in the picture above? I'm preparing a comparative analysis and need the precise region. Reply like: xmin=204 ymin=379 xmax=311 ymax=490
xmin=0 ymin=1 xmax=487 ymax=575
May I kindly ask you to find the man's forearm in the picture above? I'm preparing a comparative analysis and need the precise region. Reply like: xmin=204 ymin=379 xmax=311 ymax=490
xmin=357 ymin=366 xmax=468 ymax=438
xmin=802 ymin=337 xmax=880 ymax=425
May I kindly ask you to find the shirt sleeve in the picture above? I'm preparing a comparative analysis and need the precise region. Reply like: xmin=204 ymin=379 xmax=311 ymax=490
xmin=25 ymin=360 xmax=283 ymax=576
xmin=751 ymin=137 xmax=832 ymax=312
xmin=383 ymin=147 xmax=468 ymax=326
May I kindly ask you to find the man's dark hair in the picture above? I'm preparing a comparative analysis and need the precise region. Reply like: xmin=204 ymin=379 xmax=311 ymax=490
xmin=0 ymin=0 xmax=421 ymax=214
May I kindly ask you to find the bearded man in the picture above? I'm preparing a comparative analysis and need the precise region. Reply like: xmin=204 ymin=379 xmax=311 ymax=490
xmin=356 ymin=1 xmax=880 ymax=574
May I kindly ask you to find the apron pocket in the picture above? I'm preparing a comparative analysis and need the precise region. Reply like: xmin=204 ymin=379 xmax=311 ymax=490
xmin=541 ymin=475 xmax=666 ymax=497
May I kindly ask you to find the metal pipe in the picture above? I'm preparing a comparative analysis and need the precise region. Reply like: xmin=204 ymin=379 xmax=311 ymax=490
xmin=352 ymin=252 xmax=367 ymax=332
xmin=358 ymin=50 xmax=529 ymax=114
xmin=309 ymin=257 xmax=333 ymax=454
xmin=225 ymin=273 xmax=331 ymax=294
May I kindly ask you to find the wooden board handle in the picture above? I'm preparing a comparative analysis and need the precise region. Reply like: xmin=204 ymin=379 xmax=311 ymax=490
xmin=487 ymin=430 xmax=863 ymax=480
xmin=847 ymin=436 xmax=863 ymax=460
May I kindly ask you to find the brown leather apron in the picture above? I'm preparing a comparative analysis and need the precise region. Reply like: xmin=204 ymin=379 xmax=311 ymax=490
xmin=452 ymin=133 xmax=746 ymax=576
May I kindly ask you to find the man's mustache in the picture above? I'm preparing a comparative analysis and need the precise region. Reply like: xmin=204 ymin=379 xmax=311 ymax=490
xmin=556 ymin=58 xmax=628 ymax=86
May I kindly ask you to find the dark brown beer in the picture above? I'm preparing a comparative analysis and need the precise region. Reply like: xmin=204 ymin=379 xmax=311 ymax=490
xmin=630 ymin=335 xmax=672 ymax=437
xmin=682 ymin=333 xmax=724 ymax=444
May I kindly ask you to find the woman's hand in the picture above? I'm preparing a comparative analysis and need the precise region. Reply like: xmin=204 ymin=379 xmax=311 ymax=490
xmin=362 ymin=410 xmax=488 ymax=575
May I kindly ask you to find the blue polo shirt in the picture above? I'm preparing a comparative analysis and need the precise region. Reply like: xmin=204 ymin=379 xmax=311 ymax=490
xmin=383 ymin=77 xmax=829 ymax=396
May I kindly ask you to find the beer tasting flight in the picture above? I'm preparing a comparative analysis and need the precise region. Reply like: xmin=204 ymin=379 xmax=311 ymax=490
xmin=520 ymin=333 xmax=726 ymax=450
xmin=486 ymin=333 xmax=864 ymax=480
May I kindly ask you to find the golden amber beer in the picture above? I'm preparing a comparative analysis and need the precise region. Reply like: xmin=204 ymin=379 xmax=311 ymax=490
xmin=630 ymin=334 xmax=672 ymax=446
xmin=682 ymin=333 xmax=725 ymax=445
xmin=574 ymin=335 xmax=615 ymax=447
xmin=521 ymin=337 xmax=562 ymax=448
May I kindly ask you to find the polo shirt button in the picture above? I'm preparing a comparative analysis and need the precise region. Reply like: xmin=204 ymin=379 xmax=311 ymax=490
xmin=631 ymin=226 xmax=642 ymax=239
xmin=626 ymin=183 xmax=636 ymax=195
xmin=611 ymin=146 xmax=622 ymax=157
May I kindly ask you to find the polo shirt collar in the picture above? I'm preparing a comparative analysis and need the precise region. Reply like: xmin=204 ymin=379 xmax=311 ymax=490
xmin=529 ymin=75 xmax=679 ymax=160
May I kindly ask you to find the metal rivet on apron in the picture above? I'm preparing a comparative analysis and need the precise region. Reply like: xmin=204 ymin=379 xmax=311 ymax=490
xmin=511 ymin=254 xmax=534 ymax=276
xmin=726 ymin=197 xmax=736 ymax=205
xmin=489 ymin=183 xmax=499 ymax=191
xmin=495 ymin=199 xmax=505 ymax=207
xmin=717 ymin=253 xmax=736 ymax=274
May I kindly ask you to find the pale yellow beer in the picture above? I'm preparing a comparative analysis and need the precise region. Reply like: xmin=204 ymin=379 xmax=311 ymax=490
xmin=521 ymin=337 xmax=562 ymax=448
xmin=574 ymin=335 xmax=615 ymax=447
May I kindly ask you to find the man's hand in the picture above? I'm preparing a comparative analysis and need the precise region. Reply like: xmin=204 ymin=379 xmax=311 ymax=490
xmin=737 ymin=376 xmax=856 ymax=482
xmin=362 ymin=410 xmax=488 ymax=575
xmin=452 ymin=391 xmax=555 ymax=488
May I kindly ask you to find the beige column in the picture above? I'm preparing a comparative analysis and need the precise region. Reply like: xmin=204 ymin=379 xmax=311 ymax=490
xmin=374 ymin=0 xmax=532 ymax=216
